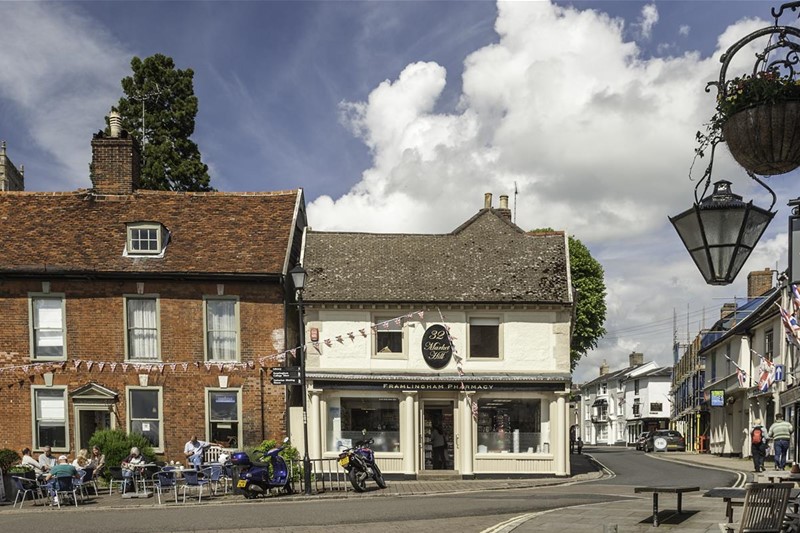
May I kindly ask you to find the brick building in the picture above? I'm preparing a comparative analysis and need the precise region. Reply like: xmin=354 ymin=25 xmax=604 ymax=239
xmin=0 ymin=124 xmax=306 ymax=462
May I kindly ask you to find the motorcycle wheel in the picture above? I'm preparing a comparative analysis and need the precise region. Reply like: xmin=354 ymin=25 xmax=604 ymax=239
xmin=372 ymin=463 xmax=387 ymax=489
xmin=348 ymin=467 xmax=368 ymax=492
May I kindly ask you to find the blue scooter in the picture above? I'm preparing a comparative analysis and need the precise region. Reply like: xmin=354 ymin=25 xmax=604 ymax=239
xmin=231 ymin=438 xmax=293 ymax=498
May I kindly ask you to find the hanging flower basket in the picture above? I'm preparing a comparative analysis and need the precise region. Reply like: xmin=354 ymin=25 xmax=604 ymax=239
xmin=722 ymin=99 xmax=800 ymax=175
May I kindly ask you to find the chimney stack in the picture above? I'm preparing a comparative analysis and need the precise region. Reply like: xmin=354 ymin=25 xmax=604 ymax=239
xmin=629 ymin=351 xmax=644 ymax=367
xmin=747 ymin=268 xmax=773 ymax=299
xmin=90 ymin=111 xmax=141 ymax=195
xmin=484 ymin=192 xmax=493 ymax=209
xmin=497 ymin=194 xmax=512 ymax=221
xmin=720 ymin=302 xmax=737 ymax=322
xmin=599 ymin=360 xmax=609 ymax=376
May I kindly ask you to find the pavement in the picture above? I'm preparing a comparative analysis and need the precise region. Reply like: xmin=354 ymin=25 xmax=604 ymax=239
xmin=0 ymin=450 xmax=768 ymax=532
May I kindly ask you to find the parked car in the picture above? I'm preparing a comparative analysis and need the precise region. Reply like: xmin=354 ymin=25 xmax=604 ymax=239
xmin=645 ymin=430 xmax=686 ymax=452
xmin=636 ymin=431 xmax=651 ymax=451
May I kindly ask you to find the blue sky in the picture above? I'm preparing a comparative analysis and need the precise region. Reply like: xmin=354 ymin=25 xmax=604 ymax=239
xmin=1 ymin=1 xmax=796 ymax=383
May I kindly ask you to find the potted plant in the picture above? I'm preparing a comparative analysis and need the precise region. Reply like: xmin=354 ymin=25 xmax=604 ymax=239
xmin=698 ymin=70 xmax=800 ymax=175
xmin=0 ymin=448 xmax=21 ymax=502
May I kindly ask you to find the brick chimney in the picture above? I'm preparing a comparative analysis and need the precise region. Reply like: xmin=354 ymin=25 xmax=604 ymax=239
xmin=747 ymin=268 xmax=773 ymax=299
xmin=497 ymin=194 xmax=512 ymax=221
xmin=599 ymin=360 xmax=609 ymax=376
xmin=629 ymin=351 xmax=644 ymax=367
xmin=90 ymin=111 xmax=140 ymax=195
xmin=720 ymin=302 xmax=737 ymax=321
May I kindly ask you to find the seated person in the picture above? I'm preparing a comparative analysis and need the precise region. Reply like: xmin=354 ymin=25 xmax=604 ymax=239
xmin=184 ymin=435 xmax=210 ymax=470
xmin=87 ymin=445 xmax=106 ymax=475
xmin=45 ymin=455 xmax=81 ymax=499
xmin=121 ymin=447 xmax=145 ymax=492
xmin=38 ymin=445 xmax=56 ymax=473
xmin=21 ymin=447 xmax=45 ymax=477
xmin=72 ymin=448 xmax=89 ymax=469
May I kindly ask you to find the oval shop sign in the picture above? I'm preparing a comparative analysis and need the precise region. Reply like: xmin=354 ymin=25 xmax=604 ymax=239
xmin=421 ymin=324 xmax=453 ymax=370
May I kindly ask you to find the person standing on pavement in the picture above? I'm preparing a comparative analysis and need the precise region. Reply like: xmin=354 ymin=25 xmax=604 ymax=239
xmin=751 ymin=419 xmax=767 ymax=472
xmin=768 ymin=413 xmax=794 ymax=470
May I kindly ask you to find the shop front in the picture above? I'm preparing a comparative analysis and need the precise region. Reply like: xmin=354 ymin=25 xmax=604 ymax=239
xmin=307 ymin=375 xmax=569 ymax=478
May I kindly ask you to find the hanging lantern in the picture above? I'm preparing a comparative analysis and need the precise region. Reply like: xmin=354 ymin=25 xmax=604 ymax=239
xmin=670 ymin=180 xmax=775 ymax=285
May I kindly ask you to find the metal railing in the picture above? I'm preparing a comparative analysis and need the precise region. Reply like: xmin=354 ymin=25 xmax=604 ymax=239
xmin=287 ymin=458 xmax=352 ymax=494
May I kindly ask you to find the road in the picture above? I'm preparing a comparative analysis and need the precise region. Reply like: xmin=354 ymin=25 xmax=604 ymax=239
xmin=0 ymin=448 xmax=740 ymax=533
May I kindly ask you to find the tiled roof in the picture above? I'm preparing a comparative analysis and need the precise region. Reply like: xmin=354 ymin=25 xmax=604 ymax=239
xmin=302 ymin=209 xmax=571 ymax=303
xmin=0 ymin=189 xmax=302 ymax=276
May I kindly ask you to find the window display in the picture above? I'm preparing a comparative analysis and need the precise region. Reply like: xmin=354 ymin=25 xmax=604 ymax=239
xmin=477 ymin=399 xmax=541 ymax=453
xmin=328 ymin=397 xmax=400 ymax=452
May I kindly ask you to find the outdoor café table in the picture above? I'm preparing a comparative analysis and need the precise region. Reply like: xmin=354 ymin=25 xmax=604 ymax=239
xmin=704 ymin=486 xmax=800 ymax=523
xmin=634 ymin=485 xmax=699 ymax=527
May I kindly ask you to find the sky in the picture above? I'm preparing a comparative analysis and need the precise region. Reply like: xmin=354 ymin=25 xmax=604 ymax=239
xmin=1 ymin=0 xmax=798 ymax=384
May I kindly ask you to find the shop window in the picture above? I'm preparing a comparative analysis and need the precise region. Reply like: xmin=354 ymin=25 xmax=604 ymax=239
xmin=207 ymin=390 xmax=240 ymax=448
xmin=328 ymin=398 xmax=400 ymax=453
xmin=469 ymin=317 xmax=500 ymax=358
xmin=30 ymin=295 xmax=66 ymax=359
xmin=476 ymin=399 xmax=541 ymax=453
xmin=33 ymin=387 xmax=67 ymax=449
xmin=373 ymin=316 xmax=404 ymax=356
xmin=128 ymin=387 xmax=162 ymax=450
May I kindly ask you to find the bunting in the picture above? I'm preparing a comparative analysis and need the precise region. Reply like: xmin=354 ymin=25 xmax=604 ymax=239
xmin=751 ymin=349 xmax=776 ymax=392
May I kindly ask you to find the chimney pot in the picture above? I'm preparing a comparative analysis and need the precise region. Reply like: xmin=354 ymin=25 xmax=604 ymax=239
xmin=109 ymin=110 xmax=122 ymax=138
xmin=484 ymin=193 xmax=492 ymax=209
xmin=599 ymin=360 xmax=609 ymax=376
xmin=499 ymin=195 xmax=509 ymax=209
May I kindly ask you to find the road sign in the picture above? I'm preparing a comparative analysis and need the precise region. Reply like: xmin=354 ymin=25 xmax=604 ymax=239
xmin=270 ymin=366 xmax=302 ymax=385
xmin=775 ymin=364 xmax=785 ymax=382
xmin=270 ymin=376 xmax=302 ymax=386
xmin=271 ymin=366 xmax=301 ymax=379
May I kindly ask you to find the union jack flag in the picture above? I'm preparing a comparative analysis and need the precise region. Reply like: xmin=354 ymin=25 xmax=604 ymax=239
xmin=793 ymin=284 xmax=800 ymax=314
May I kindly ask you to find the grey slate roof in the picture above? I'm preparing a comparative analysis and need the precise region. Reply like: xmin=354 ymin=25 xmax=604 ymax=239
xmin=302 ymin=209 xmax=571 ymax=304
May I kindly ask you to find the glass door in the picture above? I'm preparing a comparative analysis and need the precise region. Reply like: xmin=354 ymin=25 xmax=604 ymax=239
xmin=422 ymin=402 xmax=455 ymax=470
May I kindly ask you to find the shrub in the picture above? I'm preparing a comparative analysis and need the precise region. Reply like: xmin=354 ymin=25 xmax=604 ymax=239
xmin=0 ymin=448 xmax=21 ymax=472
xmin=88 ymin=429 xmax=155 ymax=479
xmin=252 ymin=439 xmax=302 ymax=482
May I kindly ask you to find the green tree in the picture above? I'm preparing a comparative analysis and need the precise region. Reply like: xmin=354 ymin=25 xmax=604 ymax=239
xmin=531 ymin=230 xmax=607 ymax=371
xmin=113 ymin=54 xmax=212 ymax=191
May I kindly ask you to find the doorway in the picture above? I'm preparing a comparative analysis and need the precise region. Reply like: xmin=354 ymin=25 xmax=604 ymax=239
xmin=423 ymin=403 xmax=455 ymax=470
xmin=76 ymin=409 xmax=111 ymax=450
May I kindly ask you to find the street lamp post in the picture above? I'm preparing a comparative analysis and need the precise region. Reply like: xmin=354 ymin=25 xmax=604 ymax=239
xmin=290 ymin=265 xmax=312 ymax=495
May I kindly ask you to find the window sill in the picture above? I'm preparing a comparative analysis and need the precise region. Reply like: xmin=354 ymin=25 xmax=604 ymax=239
xmin=371 ymin=353 xmax=407 ymax=360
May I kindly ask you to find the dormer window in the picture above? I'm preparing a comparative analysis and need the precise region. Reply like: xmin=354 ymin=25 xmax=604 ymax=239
xmin=126 ymin=222 xmax=167 ymax=256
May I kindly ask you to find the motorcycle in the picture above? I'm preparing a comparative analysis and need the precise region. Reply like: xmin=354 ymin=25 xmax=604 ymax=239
xmin=231 ymin=438 xmax=293 ymax=498
xmin=338 ymin=437 xmax=387 ymax=492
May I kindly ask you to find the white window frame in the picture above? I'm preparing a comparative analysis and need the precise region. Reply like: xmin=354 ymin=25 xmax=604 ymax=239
xmin=126 ymin=222 xmax=165 ymax=255
xmin=467 ymin=315 xmax=503 ymax=359
xmin=205 ymin=388 xmax=243 ymax=448
xmin=31 ymin=386 xmax=69 ymax=452
xmin=126 ymin=386 xmax=164 ymax=453
xmin=28 ymin=293 xmax=66 ymax=360
xmin=124 ymin=295 xmax=161 ymax=361
xmin=372 ymin=315 xmax=407 ymax=359
xmin=203 ymin=296 xmax=241 ymax=362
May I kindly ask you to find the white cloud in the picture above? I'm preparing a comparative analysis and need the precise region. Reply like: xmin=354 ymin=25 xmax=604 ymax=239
xmin=636 ymin=3 xmax=659 ymax=40
xmin=308 ymin=0 xmax=781 ymax=383
xmin=0 ymin=3 xmax=130 ymax=190
xmin=679 ymin=24 xmax=690 ymax=37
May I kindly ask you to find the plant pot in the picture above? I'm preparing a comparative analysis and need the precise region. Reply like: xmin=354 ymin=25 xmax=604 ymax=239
xmin=722 ymin=100 xmax=800 ymax=175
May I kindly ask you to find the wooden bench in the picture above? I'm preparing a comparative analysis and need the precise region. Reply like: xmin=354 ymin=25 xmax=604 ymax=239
xmin=634 ymin=485 xmax=700 ymax=527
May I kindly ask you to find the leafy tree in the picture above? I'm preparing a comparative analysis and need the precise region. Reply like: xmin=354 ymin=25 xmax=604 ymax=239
xmin=88 ymin=429 xmax=155 ymax=480
xmin=113 ymin=54 xmax=212 ymax=191
xmin=531 ymin=230 xmax=607 ymax=371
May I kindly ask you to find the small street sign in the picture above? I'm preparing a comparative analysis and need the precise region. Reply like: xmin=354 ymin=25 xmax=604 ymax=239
xmin=270 ymin=366 xmax=302 ymax=386
xmin=775 ymin=364 xmax=785 ymax=382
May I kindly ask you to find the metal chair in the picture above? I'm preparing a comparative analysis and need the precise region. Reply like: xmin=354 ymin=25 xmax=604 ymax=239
xmin=181 ymin=468 xmax=210 ymax=503
xmin=51 ymin=476 xmax=80 ymax=508
xmin=107 ymin=466 xmax=127 ymax=494
xmin=78 ymin=466 xmax=99 ymax=496
xmin=11 ymin=476 xmax=44 ymax=508
xmin=152 ymin=469 xmax=179 ymax=505
xmin=205 ymin=464 xmax=226 ymax=495
xmin=719 ymin=482 xmax=792 ymax=533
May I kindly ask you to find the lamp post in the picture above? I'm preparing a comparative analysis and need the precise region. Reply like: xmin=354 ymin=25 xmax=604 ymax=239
xmin=289 ymin=264 xmax=312 ymax=495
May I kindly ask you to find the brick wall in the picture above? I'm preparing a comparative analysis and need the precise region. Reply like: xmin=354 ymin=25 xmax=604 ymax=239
xmin=0 ymin=278 xmax=288 ymax=462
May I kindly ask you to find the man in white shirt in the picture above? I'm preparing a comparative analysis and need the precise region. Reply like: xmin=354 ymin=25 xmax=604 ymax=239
xmin=184 ymin=436 xmax=209 ymax=470
xmin=21 ymin=447 xmax=45 ymax=476
xmin=38 ymin=446 xmax=56 ymax=472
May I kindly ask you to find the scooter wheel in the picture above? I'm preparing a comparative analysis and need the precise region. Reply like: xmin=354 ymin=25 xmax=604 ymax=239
xmin=243 ymin=490 xmax=257 ymax=499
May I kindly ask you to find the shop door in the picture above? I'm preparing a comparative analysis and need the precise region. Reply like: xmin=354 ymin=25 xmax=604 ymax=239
xmin=422 ymin=403 xmax=455 ymax=470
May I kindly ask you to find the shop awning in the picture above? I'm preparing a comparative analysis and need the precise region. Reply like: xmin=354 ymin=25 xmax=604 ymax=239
xmin=591 ymin=398 xmax=608 ymax=407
